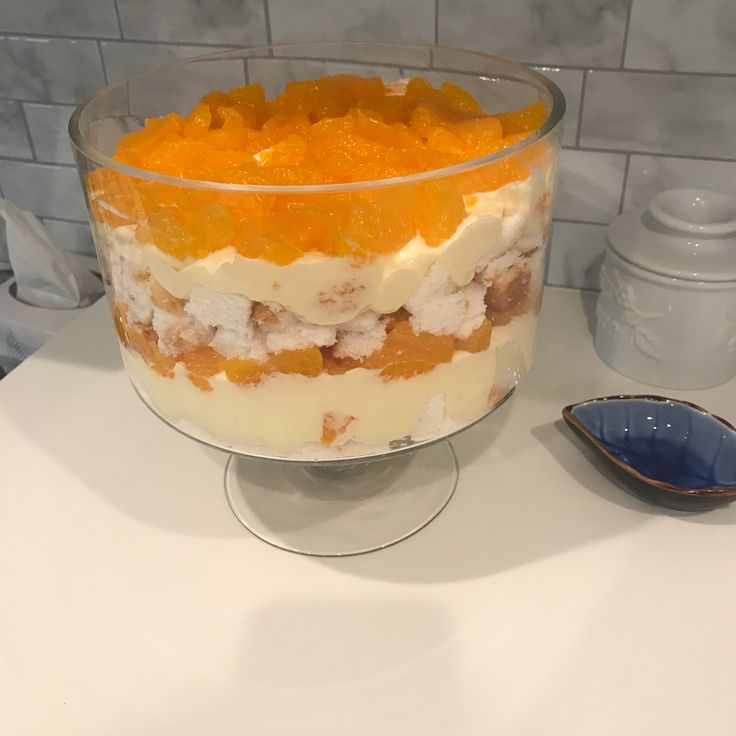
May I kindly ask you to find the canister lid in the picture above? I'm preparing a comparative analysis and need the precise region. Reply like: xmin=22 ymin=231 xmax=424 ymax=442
xmin=607 ymin=188 xmax=736 ymax=282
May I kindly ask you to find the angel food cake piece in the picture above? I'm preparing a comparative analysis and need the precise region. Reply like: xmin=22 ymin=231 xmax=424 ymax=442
xmin=90 ymin=74 xmax=554 ymax=454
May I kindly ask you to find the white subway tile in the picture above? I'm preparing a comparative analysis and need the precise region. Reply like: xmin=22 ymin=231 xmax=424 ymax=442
xmin=438 ymin=0 xmax=628 ymax=67
xmin=24 ymin=104 xmax=76 ymax=164
xmin=269 ymin=0 xmax=434 ymax=46
xmin=624 ymin=155 xmax=736 ymax=211
xmin=42 ymin=218 xmax=95 ymax=256
xmin=581 ymin=71 xmax=736 ymax=158
xmin=0 ymin=0 xmax=119 ymax=39
xmin=547 ymin=221 xmax=607 ymax=290
xmin=555 ymin=149 xmax=627 ymax=223
xmin=116 ymin=0 xmax=266 ymax=45
xmin=625 ymin=0 xmax=736 ymax=73
xmin=101 ymin=42 xmax=246 ymax=116
xmin=0 ymin=161 xmax=86 ymax=220
xmin=0 ymin=101 xmax=32 ymax=158
xmin=0 ymin=36 xmax=105 ymax=103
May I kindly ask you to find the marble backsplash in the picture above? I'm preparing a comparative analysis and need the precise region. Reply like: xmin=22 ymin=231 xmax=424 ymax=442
xmin=1 ymin=0 xmax=734 ymax=290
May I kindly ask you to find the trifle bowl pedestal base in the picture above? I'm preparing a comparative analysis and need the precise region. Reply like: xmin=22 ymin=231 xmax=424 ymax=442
xmin=224 ymin=441 xmax=458 ymax=556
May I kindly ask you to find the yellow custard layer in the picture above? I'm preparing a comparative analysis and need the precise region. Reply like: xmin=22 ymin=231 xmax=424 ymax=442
xmin=123 ymin=312 xmax=537 ymax=456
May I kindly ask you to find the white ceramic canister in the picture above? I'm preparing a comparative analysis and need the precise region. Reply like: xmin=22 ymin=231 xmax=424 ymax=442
xmin=595 ymin=188 xmax=736 ymax=389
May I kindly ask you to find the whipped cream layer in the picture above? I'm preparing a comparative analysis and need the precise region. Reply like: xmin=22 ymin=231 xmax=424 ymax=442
xmin=98 ymin=168 xmax=547 ymax=326
xmin=123 ymin=313 xmax=537 ymax=457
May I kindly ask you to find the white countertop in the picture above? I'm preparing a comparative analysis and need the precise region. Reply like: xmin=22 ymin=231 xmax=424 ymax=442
xmin=2 ymin=287 xmax=735 ymax=736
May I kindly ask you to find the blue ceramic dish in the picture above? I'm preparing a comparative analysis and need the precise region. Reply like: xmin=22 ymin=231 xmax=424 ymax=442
xmin=562 ymin=396 xmax=736 ymax=511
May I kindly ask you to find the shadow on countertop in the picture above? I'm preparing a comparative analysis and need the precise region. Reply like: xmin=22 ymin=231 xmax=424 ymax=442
xmin=316 ymin=410 xmax=736 ymax=585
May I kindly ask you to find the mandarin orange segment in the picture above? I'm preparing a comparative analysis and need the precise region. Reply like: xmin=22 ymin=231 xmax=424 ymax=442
xmin=427 ymin=127 xmax=469 ymax=157
xmin=200 ymin=91 xmax=234 ymax=127
xmin=229 ymin=83 xmax=267 ymax=126
xmin=113 ymin=301 xmax=176 ymax=377
xmin=364 ymin=320 xmax=454 ymax=377
xmin=321 ymin=412 xmax=356 ymax=445
xmin=409 ymin=103 xmax=457 ymax=138
xmin=496 ymin=100 xmax=547 ymax=136
xmin=187 ymin=373 xmax=213 ymax=392
xmin=225 ymin=358 xmax=271 ymax=385
xmin=322 ymin=355 xmax=362 ymax=375
xmin=99 ymin=75 xmax=548 ymax=264
xmin=351 ymin=109 xmax=413 ymax=148
xmin=413 ymin=180 xmax=466 ymax=247
xmin=269 ymin=346 xmax=323 ymax=377
xmin=260 ymin=237 xmax=305 ymax=265
xmin=451 ymin=117 xmax=504 ymax=156
xmin=190 ymin=202 xmax=236 ymax=255
xmin=455 ymin=319 xmax=492 ymax=352
xmin=457 ymin=157 xmax=530 ymax=196
xmin=181 ymin=346 xmax=227 ymax=377
xmin=182 ymin=102 xmax=212 ymax=138
xmin=380 ymin=360 xmax=436 ymax=380
xmin=149 ymin=280 xmax=185 ymax=312
xmin=146 ymin=209 xmax=195 ymax=258
xmin=441 ymin=82 xmax=483 ymax=114
xmin=234 ymin=210 xmax=332 ymax=263
xmin=87 ymin=168 xmax=145 ymax=227
xmin=133 ymin=329 xmax=177 ymax=377
xmin=115 ymin=112 xmax=183 ymax=161
xmin=256 ymin=134 xmax=308 ymax=166
xmin=348 ymin=199 xmax=416 ymax=256
xmin=112 ymin=301 xmax=131 ymax=345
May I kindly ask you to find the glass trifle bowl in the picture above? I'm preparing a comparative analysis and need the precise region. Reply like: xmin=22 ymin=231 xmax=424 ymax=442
xmin=70 ymin=43 xmax=564 ymax=555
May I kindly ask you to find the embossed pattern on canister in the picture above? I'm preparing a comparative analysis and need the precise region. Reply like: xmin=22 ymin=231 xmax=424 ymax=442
xmin=595 ymin=188 xmax=736 ymax=389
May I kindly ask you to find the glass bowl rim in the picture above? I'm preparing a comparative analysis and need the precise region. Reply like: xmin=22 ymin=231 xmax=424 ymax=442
xmin=69 ymin=41 xmax=566 ymax=194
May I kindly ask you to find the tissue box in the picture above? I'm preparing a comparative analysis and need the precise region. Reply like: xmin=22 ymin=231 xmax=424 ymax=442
xmin=0 ymin=277 xmax=102 ymax=373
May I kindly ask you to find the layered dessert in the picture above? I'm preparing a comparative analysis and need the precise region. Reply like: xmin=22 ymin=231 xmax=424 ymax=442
xmin=86 ymin=75 xmax=556 ymax=457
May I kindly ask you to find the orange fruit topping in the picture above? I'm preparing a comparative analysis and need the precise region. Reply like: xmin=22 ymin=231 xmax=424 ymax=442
xmin=113 ymin=301 xmax=176 ymax=377
xmin=187 ymin=373 xmax=213 ymax=392
xmin=454 ymin=319 xmax=492 ymax=352
xmin=269 ymin=346 xmax=323 ymax=377
xmin=224 ymin=357 xmax=272 ymax=385
xmin=91 ymin=76 xmax=547 ymax=263
xmin=496 ymin=100 xmax=546 ymax=136
xmin=181 ymin=346 xmax=227 ymax=377
xmin=321 ymin=412 xmax=356 ymax=445
xmin=364 ymin=320 xmax=455 ymax=380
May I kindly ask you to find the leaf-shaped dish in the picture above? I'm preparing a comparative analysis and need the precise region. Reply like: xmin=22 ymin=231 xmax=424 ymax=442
xmin=562 ymin=396 xmax=736 ymax=511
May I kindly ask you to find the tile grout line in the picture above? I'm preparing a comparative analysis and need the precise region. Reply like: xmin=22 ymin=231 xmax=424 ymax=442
xmin=263 ymin=0 xmax=273 ymax=46
xmin=562 ymin=144 xmax=736 ymax=164
xmin=434 ymin=0 xmax=439 ymax=45
xmin=553 ymin=217 xmax=610 ymax=227
xmin=0 ymin=180 xmax=5 ymax=265
xmin=0 ymin=31 xmax=231 ymax=49
xmin=0 ymin=96 xmax=95 ymax=106
xmin=618 ymin=154 xmax=631 ymax=214
xmin=97 ymin=40 xmax=110 ymax=85
xmin=500 ymin=59 xmax=736 ymax=79
xmin=620 ymin=0 xmax=634 ymax=69
xmin=1 ymin=110 xmax=735 ymax=166
xmin=544 ymin=277 xmax=601 ymax=293
xmin=112 ymin=0 xmax=125 ymax=39
xmin=574 ymin=70 xmax=587 ymax=148
xmin=2 ymin=32 xmax=735 ymax=77
xmin=0 ymin=153 xmax=75 ymax=168
xmin=3 ymin=97 xmax=76 ymax=109
xmin=39 ymin=215 xmax=90 ymax=226
xmin=0 ymin=30 xmax=122 ymax=43
xmin=17 ymin=103 xmax=38 ymax=163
